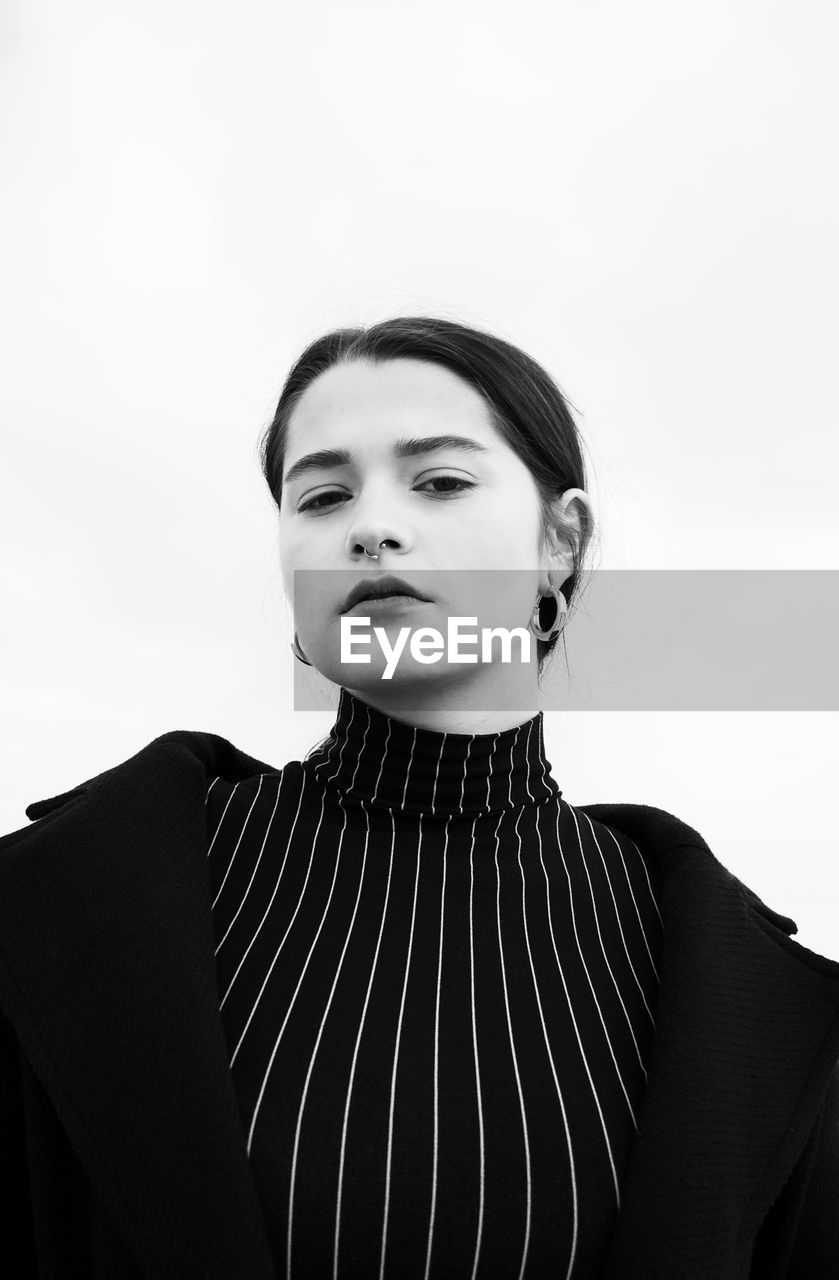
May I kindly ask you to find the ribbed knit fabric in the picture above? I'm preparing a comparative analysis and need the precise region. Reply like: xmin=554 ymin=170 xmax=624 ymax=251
xmin=204 ymin=688 xmax=664 ymax=1280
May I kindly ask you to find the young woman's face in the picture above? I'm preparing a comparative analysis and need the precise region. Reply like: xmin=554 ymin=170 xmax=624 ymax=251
xmin=279 ymin=357 xmax=583 ymax=696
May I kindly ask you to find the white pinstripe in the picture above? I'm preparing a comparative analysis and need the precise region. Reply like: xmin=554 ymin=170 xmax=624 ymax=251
xmin=565 ymin=804 xmax=647 ymax=1080
xmin=377 ymin=814 xmax=423 ymax=1280
xmin=603 ymin=828 xmax=663 ymax=981
xmin=221 ymin=775 xmax=310 ymax=1019
xmin=537 ymin=804 xmax=623 ymax=1207
xmin=583 ymin=812 xmax=657 ymax=1026
xmin=554 ymin=800 xmax=639 ymax=1134
xmin=467 ymin=815 xmax=486 ymax=1280
xmin=515 ymin=802 xmax=579 ymax=1280
xmin=332 ymin=804 xmax=398 ymax=1280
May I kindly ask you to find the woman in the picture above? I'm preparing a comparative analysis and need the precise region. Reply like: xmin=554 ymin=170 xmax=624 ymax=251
xmin=1 ymin=317 xmax=837 ymax=1279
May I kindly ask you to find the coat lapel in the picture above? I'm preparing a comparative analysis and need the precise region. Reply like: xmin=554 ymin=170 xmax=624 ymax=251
xmin=1 ymin=732 xmax=838 ymax=1279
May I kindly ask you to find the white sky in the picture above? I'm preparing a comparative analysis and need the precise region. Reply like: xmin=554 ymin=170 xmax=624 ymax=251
xmin=2 ymin=0 xmax=837 ymax=957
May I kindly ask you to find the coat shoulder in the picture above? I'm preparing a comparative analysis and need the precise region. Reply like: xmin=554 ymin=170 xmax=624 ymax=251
xmin=0 ymin=728 xmax=229 ymax=851
xmin=576 ymin=798 xmax=802 ymax=938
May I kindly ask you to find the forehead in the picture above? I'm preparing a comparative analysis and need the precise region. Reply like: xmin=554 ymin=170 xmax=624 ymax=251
xmin=287 ymin=357 xmax=497 ymax=441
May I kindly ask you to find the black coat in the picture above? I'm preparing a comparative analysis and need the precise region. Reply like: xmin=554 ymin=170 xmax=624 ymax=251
xmin=1 ymin=728 xmax=837 ymax=1279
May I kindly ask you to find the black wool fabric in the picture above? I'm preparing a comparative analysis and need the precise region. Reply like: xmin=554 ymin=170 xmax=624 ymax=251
xmin=205 ymin=687 xmax=664 ymax=1279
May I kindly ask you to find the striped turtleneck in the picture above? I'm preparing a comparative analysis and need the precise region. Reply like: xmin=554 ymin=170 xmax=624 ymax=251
xmin=205 ymin=687 xmax=663 ymax=1280
xmin=303 ymin=688 xmax=561 ymax=816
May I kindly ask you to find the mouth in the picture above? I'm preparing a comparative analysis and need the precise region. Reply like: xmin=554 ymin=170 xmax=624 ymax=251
xmin=344 ymin=594 xmax=428 ymax=615
xmin=341 ymin=575 xmax=432 ymax=614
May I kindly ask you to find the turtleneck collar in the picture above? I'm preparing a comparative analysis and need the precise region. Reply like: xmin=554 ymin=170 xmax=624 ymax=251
xmin=301 ymin=686 xmax=562 ymax=817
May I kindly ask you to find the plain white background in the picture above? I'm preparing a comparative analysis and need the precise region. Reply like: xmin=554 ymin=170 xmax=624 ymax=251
xmin=1 ymin=0 xmax=837 ymax=958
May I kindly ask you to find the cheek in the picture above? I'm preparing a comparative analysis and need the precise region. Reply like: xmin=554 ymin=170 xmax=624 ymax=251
xmin=277 ymin=535 xmax=302 ymax=599
xmin=464 ymin=495 xmax=542 ymax=565
xmin=279 ymin=520 xmax=317 ymax=568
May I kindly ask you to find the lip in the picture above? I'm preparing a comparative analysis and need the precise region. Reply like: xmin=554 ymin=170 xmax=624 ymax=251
xmin=341 ymin=575 xmax=432 ymax=613
xmin=345 ymin=595 xmax=428 ymax=615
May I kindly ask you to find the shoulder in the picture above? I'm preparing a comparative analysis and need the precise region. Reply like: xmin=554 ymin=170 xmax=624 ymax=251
xmin=565 ymin=796 xmax=805 ymax=939
xmin=1 ymin=727 xmax=277 ymax=849
xmin=573 ymin=798 xmax=711 ymax=854
xmin=204 ymin=769 xmax=287 ymax=823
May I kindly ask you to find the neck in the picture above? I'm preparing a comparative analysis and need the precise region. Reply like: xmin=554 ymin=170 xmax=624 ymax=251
xmin=340 ymin=663 xmax=543 ymax=735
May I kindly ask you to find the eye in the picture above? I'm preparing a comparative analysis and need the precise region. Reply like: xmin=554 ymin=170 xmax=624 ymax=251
xmin=298 ymin=491 xmax=344 ymax=513
xmin=419 ymin=475 xmax=476 ymax=497
xmin=297 ymin=475 xmax=476 ymax=514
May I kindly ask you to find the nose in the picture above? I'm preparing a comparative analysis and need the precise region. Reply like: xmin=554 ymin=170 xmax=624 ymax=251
xmin=348 ymin=533 xmax=401 ymax=560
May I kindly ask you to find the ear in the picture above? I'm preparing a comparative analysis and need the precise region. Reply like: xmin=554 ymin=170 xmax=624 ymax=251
xmin=544 ymin=488 xmax=594 ymax=566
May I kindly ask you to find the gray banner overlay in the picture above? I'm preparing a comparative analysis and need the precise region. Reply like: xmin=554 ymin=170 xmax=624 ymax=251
xmin=291 ymin=570 xmax=839 ymax=711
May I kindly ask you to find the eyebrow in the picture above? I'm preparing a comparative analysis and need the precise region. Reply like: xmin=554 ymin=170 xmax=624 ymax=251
xmin=282 ymin=434 xmax=491 ymax=490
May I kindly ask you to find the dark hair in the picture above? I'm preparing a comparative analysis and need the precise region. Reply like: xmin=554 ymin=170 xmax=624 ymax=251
xmin=258 ymin=315 xmax=595 ymax=679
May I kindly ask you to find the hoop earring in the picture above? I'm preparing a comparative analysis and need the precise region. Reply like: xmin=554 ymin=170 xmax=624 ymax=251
xmin=529 ymin=585 xmax=567 ymax=642
xmin=290 ymin=632 xmax=312 ymax=666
